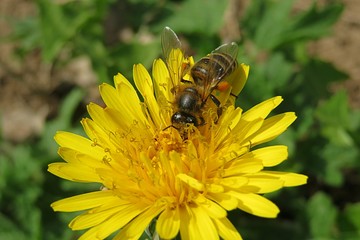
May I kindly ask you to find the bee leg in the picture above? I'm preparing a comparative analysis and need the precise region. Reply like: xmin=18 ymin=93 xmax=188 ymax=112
xmin=163 ymin=124 xmax=178 ymax=131
xmin=209 ymin=94 xmax=222 ymax=122
xmin=199 ymin=116 xmax=205 ymax=126
xmin=216 ymin=107 xmax=222 ymax=120
xmin=210 ymin=94 xmax=221 ymax=107
xmin=230 ymin=92 xmax=238 ymax=98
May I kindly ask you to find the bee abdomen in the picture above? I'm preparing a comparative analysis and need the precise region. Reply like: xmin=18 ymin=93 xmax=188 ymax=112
xmin=191 ymin=53 xmax=237 ymax=83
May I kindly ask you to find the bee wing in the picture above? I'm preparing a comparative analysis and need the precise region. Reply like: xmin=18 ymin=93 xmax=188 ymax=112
xmin=210 ymin=42 xmax=238 ymax=88
xmin=213 ymin=42 xmax=238 ymax=58
xmin=161 ymin=27 xmax=182 ymax=60
xmin=201 ymin=42 xmax=238 ymax=102
xmin=161 ymin=27 xmax=186 ymax=90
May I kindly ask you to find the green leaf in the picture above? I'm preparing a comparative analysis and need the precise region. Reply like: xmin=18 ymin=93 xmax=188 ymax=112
xmin=247 ymin=0 xmax=343 ymax=49
xmin=39 ymin=87 xmax=85 ymax=156
xmin=283 ymin=3 xmax=344 ymax=44
xmin=264 ymin=53 xmax=293 ymax=89
xmin=300 ymin=59 xmax=348 ymax=103
xmin=0 ymin=213 xmax=27 ymax=240
xmin=110 ymin=40 xmax=160 ymax=79
xmin=240 ymin=53 xmax=293 ymax=104
xmin=348 ymin=109 xmax=360 ymax=131
xmin=307 ymin=192 xmax=338 ymax=239
xmin=338 ymin=203 xmax=360 ymax=239
xmin=321 ymin=143 xmax=358 ymax=186
xmin=37 ymin=0 xmax=70 ymax=61
xmin=0 ymin=144 xmax=43 ymax=239
xmin=316 ymin=90 xmax=354 ymax=146
xmin=253 ymin=0 xmax=295 ymax=49
xmin=343 ymin=203 xmax=360 ymax=229
xmin=37 ymin=0 xmax=101 ymax=61
xmin=160 ymin=0 xmax=229 ymax=35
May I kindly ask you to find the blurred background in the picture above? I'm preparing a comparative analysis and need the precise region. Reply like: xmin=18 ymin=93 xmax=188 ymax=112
xmin=1 ymin=0 xmax=359 ymax=239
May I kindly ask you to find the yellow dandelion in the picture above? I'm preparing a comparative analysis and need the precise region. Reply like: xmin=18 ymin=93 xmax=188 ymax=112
xmin=49 ymin=30 xmax=307 ymax=240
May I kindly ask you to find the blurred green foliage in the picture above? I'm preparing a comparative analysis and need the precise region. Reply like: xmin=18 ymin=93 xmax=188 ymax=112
xmin=1 ymin=0 xmax=360 ymax=239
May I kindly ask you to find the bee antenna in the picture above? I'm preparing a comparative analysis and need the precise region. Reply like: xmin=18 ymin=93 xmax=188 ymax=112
xmin=163 ymin=125 xmax=177 ymax=131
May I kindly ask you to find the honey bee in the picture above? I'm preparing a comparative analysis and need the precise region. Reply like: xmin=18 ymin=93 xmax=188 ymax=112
xmin=161 ymin=26 xmax=239 ymax=131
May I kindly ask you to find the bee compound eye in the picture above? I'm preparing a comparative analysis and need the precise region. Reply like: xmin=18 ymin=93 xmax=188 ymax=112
xmin=171 ymin=112 xmax=198 ymax=126
xmin=171 ymin=112 xmax=183 ymax=124
xmin=185 ymin=115 xmax=198 ymax=126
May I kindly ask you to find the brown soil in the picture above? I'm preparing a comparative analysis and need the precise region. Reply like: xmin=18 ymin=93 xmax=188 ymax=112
xmin=0 ymin=0 xmax=98 ymax=143
xmin=307 ymin=0 xmax=360 ymax=108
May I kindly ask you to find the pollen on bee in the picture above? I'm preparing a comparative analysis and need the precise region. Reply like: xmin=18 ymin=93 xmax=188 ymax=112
xmin=216 ymin=81 xmax=231 ymax=91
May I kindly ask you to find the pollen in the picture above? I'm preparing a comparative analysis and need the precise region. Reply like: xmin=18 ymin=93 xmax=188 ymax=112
xmin=216 ymin=81 xmax=231 ymax=91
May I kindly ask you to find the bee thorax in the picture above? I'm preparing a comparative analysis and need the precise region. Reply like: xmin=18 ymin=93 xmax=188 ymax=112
xmin=177 ymin=88 xmax=201 ymax=112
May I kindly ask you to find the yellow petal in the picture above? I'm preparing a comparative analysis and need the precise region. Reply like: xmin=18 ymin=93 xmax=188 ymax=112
xmin=81 ymin=118 xmax=119 ymax=151
xmin=113 ymin=73 xmax=148 ymax=123
xmin=206 ymin=183 xmax=225 ymax=193
xmin=86 ymin=103 xmax=129 ymax=134
xmin=51 ymin=191 xmax=118 ymax=212
xmin=208 ymin=192 xmax=239 ymax=211
xmin=166 ymin=48 xmax=186 ymax=88
xmin=114 ymin=205 xmax=165 ymax=240
xmin=223 ymin=159 xmax=263 ymax=177
xmin=260 ymin=171 xmax=308 ymax=187
xmin=177 ymin=173 xmax=204 ymax=191
xmin=215 ymin=106 xmax=242 ymax=144
xmin=152 ymin=58 xmax=172 ymax=102
xmin=48 ymin=162 xmax=101 ymax=182
xmin=188 ymin=205 xmax=219 ymax=240
xmin=57 ymin=147 xmax=113 ymax=171
xmin=186 ymin=140 xmax=198 ymax=159
xmin=214 ymin=143 xmax=249 ymax=167
xmin=54 ymin=131 xmax=104 ymax=158
xmin=195 ymin=195 xmax=227 ymax=219
xmin=91 ymin=104 xmax=153 ymax=141
xmin=133 ymin=64 xmax=163 ymax=128
xmin=229 ymin=117 xmax=264 ymax=145
xmin=78 ymin=203 xmax=144 ymax=240
xmin=179 ymin=205 xmax=192 ymax=239
xmin=156 ymin=207 xmax=180 ymax=239
xmin=239 ymin=175 xmax=284 ymax=193
xmin=213 ymin=217 xmax=243 ymax=240
xmin=229 ymin=63 xmax=250 ymax=97
xmin=219 ymin=176 xmax=249 ymax=189
xmin=230 ymin=192 xmax=280 ymax=218
xmin=57 ymin=147 xmax=79 ymax=163
xmin=99 ymin=82 xmax=146 ymax=125
xmin=242 ymin=96 xmax=283 ymax=121
xmin=99 ymin=83 xmax=123 ymax=110
xmin=252 ymin=145 xmax=288 ymax=167
xmin=251 ymin=112 xmax=297 ymax=146
xmin=71 ymin=203 xmax=143 ymax=234
xmin=70 ymin=204 xmax=123 ymax=230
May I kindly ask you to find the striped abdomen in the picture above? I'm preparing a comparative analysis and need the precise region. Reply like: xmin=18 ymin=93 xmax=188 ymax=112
xmin=191 ymin=53 xmax=238 ymax=85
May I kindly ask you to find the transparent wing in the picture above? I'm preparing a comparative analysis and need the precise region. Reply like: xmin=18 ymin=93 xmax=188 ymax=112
xmin=210 ymin=42 xmax=238 ymax=87
xmin=200 ymin=42 xmax=239 ymax=101
xmin=212 ymin=42 xmax=238 ymax=60
xmin=161 ymin=26 xmax=182 ymax=61
xmin=161 ymin=27 xmax=186 ymax=90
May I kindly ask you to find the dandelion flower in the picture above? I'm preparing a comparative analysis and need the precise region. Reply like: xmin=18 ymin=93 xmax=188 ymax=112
xmin=49 ymin=46 xmax=307 ymax=239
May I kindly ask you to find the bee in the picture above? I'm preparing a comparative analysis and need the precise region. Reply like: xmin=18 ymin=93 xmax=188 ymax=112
xmin=161 ymin=26 xmax=239 ymax=131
